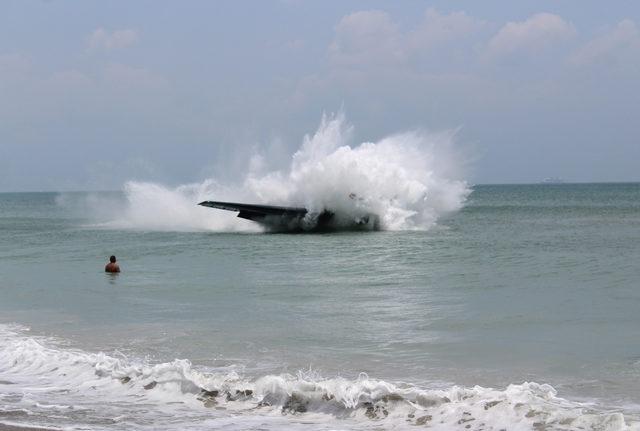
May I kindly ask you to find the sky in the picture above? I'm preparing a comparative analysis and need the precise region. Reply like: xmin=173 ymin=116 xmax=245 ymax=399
xmin=1 ymin=0 xmax=639 ymax=191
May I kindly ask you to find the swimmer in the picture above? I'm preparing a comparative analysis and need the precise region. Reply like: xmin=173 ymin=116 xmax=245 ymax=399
xmin=105 ymin=255 xmax=121 ymax=273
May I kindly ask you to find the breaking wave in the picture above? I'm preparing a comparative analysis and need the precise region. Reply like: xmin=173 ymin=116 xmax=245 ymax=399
xmin=0 ymin=324 xmax=635 ymax=431
xmin=83 ymin=112 xmax=470 ymax=232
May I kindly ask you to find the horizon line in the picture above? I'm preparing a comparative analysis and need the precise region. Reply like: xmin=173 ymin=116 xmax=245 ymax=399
xmin=1 ymin=180 xmax=639 ymax=194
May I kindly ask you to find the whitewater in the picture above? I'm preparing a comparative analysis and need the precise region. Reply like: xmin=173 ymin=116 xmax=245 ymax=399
xmin=1 ymin=325 xmax=634 ymax=431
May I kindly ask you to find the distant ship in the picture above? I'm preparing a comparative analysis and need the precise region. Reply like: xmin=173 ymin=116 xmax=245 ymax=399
xmin=541 ymin=177 xmax=565 ymax=184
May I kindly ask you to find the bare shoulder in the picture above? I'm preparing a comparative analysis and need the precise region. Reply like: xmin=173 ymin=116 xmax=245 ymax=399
xmin=105 ymin=263 xmax=121 ymax=273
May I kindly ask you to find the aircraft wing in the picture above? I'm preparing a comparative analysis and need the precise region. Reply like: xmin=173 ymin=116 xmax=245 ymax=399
xmin=198 ymin=200 xmax=308 ymax=222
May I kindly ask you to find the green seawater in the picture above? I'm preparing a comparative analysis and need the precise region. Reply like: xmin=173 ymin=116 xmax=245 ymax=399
xmin=1 ymin=183 xmax=639 ymax=429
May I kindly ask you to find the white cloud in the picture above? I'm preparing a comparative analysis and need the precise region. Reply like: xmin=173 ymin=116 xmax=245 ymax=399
xmin=486 ymin=13 xmax=575 ymax=58
xmin=570 ymin=19 xmax=640 ymax=66
xmin=409 ymin=8 xmax=485 ymax=51
xmin=328 ymin=9 xmax=485 ymax=69
xmin=87 ymin=28 xmax=139 ymax=51
xmin=329 ymin=10 xmax=404 ymax=67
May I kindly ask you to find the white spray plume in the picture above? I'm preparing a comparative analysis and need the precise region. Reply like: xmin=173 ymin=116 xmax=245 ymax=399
xmin=100 ymin=112 xmax=470 ymax=231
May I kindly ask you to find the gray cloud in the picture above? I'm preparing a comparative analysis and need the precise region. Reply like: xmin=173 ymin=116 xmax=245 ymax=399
xmin=329 ymin=8 xmax=486 ymax=71
xmin=329 ymin=10 xmax=404 ymax=67
xmin=485 ymin=13 xmax=576 ymax=59
xmin=570 ymin=19 xmax=640 ymax=68
xmin=87 ymin=28 xmax=139 ymax=51
xmin=1 ymin=3 xmax=638 ymax=191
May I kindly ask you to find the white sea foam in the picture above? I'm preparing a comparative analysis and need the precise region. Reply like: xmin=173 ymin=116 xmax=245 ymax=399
xmin=87 ymin=112 xmax=470 ymax=232
xmin=0 ymin=324 xmax=635 ymax=431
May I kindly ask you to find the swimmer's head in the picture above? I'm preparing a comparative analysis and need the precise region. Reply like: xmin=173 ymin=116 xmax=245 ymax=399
xmin=110 ymin=255 xmax=116 ymax=263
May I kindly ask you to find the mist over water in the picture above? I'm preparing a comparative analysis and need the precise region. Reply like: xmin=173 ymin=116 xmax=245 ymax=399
xmin=98 ymin=113 xmax=469 ymax=231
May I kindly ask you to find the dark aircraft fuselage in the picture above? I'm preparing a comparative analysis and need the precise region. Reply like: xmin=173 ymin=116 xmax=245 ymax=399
xmin=198 ymin=200 xmax=377 ymax=232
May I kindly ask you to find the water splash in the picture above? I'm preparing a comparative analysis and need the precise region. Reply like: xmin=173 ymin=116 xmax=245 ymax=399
xmin=94 ymin=112 xmax=470 ymax=231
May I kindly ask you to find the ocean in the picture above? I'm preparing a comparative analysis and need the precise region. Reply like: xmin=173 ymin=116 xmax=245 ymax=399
xmin=1 ymin=183 xmax=639 ymax=430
